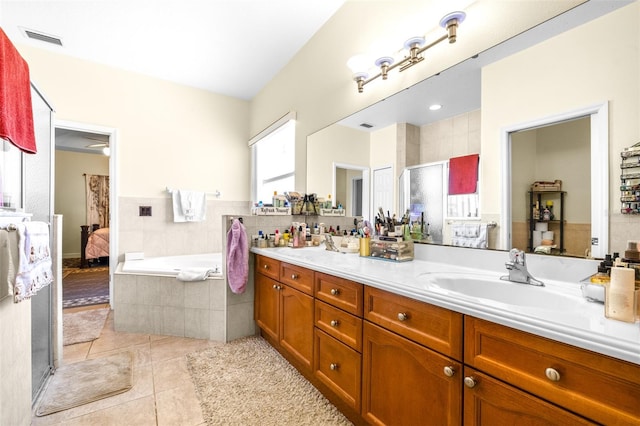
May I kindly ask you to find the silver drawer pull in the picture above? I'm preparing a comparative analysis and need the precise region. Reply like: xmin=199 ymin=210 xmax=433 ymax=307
xmin=545 ymin=367 xmax=561 ymax=382
xmin=330 ymin=363 xmax=339 ymax=371
xmin=330 ymin=320 xmax=340 ymax=327
xmin=330 ymin=288 xmax=340 ymax=296
xmin=397 ymin=312 xmax=408 ymax=321
xmin=263 ymin=264 xmax=269 ymax=269
xmin=272 ymin=284 xmax=281 ymax=290
xmin=463 ymin=376 xmax=477 ymax=388
xmin=443 ymin=366 xmax=455 ymax=377
xmin=291 ymin=274 xmax=298 ymax=280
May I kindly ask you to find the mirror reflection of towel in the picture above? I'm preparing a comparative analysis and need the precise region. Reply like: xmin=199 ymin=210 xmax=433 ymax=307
xmin=449 ymin=154 xmax=479 ymax=195
xmin=451 ymin=223 xmax=488 ymax=249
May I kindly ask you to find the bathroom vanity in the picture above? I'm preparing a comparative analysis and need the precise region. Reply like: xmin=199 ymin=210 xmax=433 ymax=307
xmin=252 ymin=245 xmax=640 ymax=425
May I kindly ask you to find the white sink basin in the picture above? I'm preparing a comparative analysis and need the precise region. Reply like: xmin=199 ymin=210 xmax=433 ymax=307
xmin=419 ymin=272 xmax=581 ymax=310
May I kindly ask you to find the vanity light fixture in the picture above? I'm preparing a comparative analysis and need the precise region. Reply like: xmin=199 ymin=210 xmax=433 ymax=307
xmin=349 ymin=11 xmax=466 ymax=93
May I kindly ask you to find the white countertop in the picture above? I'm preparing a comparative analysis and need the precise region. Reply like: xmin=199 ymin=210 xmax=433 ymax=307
xmin=251 ymin=245 xmax=640 ymax=365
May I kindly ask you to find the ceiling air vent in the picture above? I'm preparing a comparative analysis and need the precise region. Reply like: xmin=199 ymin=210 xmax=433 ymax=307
xmin=21 ymin=27 xmax=63 ymax=46
xmin=359 ymin=123 xmax=374 ymax=129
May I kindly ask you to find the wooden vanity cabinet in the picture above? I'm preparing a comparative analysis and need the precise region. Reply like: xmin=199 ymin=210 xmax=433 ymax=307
xmin=254 ymin=256 xmax=314 ymax=372
xmin=362 ymin=321 xmax=462 ymax=425
xmin=463 ymin=368 xmax=594 ymax=425
xmin=465 ymin=316 xmax=640 ymax=425
xmin=362 ymin=286 xmax=463 ymax=426
xmin=313 ymin=274 xmax=364 ymax=412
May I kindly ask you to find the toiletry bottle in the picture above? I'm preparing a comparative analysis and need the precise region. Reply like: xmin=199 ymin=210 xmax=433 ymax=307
xmin=274 ymin=229 xmax=280 ymax=246
xmin=292 ymin=227 xmax=299 ymax=248
xmin=605 ymin=266 xmax=636 ymax=322
xmin=590 ymin=264 xmax=610 ymax=284
xmin=326 ymin=194 xmax=332 ymax=209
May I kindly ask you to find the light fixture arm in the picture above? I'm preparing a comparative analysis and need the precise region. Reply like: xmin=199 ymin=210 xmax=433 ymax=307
xmin=352 ymin=11 xmax=465 ymax=93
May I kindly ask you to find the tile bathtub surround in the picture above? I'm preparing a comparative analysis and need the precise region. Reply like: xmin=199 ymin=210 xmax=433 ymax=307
xmin=118 ymin=197 xmax=252 ymax=259
xmin=113 ymin=273 xmax=228 ymax=341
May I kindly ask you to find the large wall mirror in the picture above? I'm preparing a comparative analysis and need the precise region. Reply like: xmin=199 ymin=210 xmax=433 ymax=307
xmin=306 ymin=1 xmax=638 ymax=259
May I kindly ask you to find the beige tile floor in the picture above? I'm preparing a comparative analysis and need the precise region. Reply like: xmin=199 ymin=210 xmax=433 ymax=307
xmin=32 ymin=304 xmax=220 ymax=425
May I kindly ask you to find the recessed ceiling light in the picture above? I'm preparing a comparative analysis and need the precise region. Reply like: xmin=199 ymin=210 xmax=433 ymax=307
xmin=429 ymin=104 xmax=442 ymax=111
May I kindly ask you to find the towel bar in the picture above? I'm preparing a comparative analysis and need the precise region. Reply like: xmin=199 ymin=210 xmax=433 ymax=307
xmin=166 ymin=187 xmax=221 ymax=198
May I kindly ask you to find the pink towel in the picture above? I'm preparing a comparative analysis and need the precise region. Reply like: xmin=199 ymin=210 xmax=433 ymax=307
xmin=449 ymin=154 xmax=479 ymax=195
xmin=0 ymin=28 xmax=37 ymax=154
xmin=226 ymin=218 xmax=248 ymax=294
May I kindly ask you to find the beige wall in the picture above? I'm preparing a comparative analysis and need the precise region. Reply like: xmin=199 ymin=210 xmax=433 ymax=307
xmin=0 ymin=296 xmax=31 ymax=426
xmin=306 ymin=124 xmax=370 ymax=201
xmin=17 ymin=45 xmax=250 ymax=200
xmin=55 ymin=151 xmax=109 ymax=257
xmin=511 ymin=118 xmax=591 ymax=224
xmin=481 ymin=2 xmax=640 ymax=251
xmin=250 ymin=1 xmax=581 ymax=192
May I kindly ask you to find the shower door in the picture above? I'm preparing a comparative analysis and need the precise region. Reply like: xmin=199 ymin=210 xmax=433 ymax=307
xmin=25 ymin=84 xmax=54 ymax=400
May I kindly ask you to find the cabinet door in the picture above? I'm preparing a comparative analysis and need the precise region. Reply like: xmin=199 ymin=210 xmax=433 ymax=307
xmin=362 ymin=321 xmax=462 ymax=426
xmin=280 ymin=284 xmax=314 ymax=372
xmin=314 ymin=328 xmax=362 ymax=411
xmin=463 ymin=368 xmax=594 ymax=425
xmin=254 ymin=273 xmax=279 ymax=342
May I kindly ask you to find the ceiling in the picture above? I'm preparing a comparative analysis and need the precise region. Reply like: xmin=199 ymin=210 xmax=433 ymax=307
xmin=0 ymin=0 xmax=345 ymax=100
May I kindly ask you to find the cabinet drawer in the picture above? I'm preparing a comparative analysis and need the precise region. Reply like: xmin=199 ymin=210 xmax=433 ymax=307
xmin=315 ymin=300 xmax=363 ymax=352
xmin=465 ymin=316 xmax=640 ymax=425
xmin=280 ymin=262 xmax=314 ymax=295
xmin=314 ymin=328 xmax=362 ymax=412
xmin=364 ymin=286 xmax=463 ymax=360
xmin=255 ymin=255 xmax=280 ymax=281
xmin=315 ymin=272 xmax=363 ymax=316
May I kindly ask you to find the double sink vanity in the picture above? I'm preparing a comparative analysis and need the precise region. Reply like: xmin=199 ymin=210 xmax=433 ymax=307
xmin=251 ymin=243 xmax=640 ymax=425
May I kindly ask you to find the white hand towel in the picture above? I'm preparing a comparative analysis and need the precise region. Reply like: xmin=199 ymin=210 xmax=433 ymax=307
xmin=14 ymin=222 xmax=52 ymax=303
xmin=172 ymin=190 xmax=206 ymax=222
xmin=176 ymin=268 xmax=213 ymax=282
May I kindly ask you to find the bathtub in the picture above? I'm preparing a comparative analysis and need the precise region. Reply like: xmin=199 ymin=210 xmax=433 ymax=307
xmin=120 ymin=253 xmax=223 ymax=278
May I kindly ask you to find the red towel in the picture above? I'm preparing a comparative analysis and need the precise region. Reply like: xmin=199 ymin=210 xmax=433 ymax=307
xmin=0 ymin=28 xmax=37 ymax=154
xmin=449 ymin=154 xmax=479 ymax=195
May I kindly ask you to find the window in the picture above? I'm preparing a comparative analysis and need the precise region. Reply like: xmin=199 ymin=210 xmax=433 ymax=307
xmin=252 ymin=118 xmax=295 ymax=204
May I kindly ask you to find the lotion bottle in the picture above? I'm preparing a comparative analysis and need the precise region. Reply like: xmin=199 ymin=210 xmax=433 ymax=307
xmin=605 ymin=267 xmax=636 ymax=322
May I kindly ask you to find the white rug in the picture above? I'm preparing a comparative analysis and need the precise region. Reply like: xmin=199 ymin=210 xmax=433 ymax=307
xmin=63 ymin=308 xmax=109 ymax=346
xmin=187 ymin=336 xmax=353 ymax=425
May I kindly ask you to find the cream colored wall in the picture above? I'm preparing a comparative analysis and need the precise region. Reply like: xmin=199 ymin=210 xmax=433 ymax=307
xmin=250 ymin=1 xmax=581 ymax=192
xmin=306 ymin=124 xmax=370 ymax=201
xmin=55 ymin=151 xmax=109 ymax=257
xmin=0 ymin=297 xmax=31 ymax=426
xmin=16 ymin=45 xmax=250 ymax=200
xmin=481 ymin=2 xmax=640 ymax=250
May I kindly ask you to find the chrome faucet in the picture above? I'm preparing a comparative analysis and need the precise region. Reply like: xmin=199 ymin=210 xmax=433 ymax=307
xmin=323 ymin=234 xmax=340 ymax=252
xmin=500 ymin=249 xmax=544 ymax=286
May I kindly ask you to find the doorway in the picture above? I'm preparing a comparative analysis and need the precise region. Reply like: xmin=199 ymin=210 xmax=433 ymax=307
xmin=54 ymin=121 xmax=117 ymax=310
xmin=500 ymin=103 xmax=609 ymax=258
